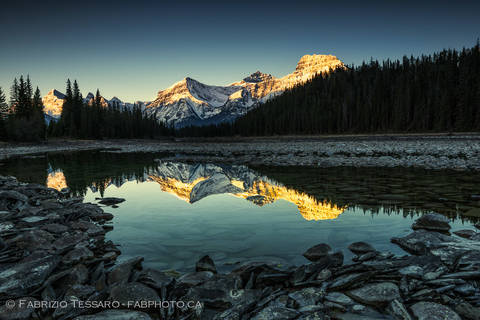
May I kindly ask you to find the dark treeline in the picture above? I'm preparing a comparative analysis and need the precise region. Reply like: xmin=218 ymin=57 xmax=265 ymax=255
xmin=0 ymin=78 xmax=171 ymax=141
xmin=0 ymin=76 xmax=46 ymax=141
xmin=47 ymin=80 xmax=171 ymax=139
xmin=177 ymin=42 xmax=480 ymax=136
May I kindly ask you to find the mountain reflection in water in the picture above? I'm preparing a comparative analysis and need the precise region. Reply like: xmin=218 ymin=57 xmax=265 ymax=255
xmin=45 ymin=160 xmax=345 ymax=221
xmin=3 ymin=150 xmax=480 ymax=223
xmin=148 ymin=162 xmax=346 ymax=221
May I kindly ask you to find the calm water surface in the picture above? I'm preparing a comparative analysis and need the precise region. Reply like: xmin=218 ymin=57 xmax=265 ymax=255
xmin=1 ymin=151 xmax=478 ymax=272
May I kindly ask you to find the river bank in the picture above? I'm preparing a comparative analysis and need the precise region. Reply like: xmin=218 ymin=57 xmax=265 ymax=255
xmin=1 ymin=134 xmax=480 ymax=170
xmin=0 ymin=176 xmax=479 ymax=319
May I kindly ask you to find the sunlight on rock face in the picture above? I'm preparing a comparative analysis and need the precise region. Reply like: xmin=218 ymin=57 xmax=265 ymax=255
xmin=234 ymin=180 xmax=345 ymax=221
xmin=149 ymin=176 xmax=208 ymax=202
xmin=149 ymin=166 xmax=345 ymax=221
xmin=46 ymin=170 xmax=67 ymax=191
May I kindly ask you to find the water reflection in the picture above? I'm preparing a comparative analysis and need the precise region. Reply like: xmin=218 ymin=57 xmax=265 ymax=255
xmin=46 ymin=168 xmax=67 ymax=191
xmin=1 ymin=151 xmax=479 ymax=271
xmin=148 ymin=162 xmax=346 ymax=220
xmin=1 ymin=151 xmax=479 ymax=223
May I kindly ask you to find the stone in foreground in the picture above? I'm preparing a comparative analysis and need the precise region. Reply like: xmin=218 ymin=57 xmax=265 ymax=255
xmin=302 ymin=243 xmax=332 ymax=261
xmin=347 ymin=282 xmax=400 ymax=306
xmin=410 ymin=302 xmax=461 ymax=320
xmin=196 ymin=255 xmax=217 ymax=274
xmin=347 ymin=242 xmax=375 ymax=255
xmin=412 ymin=213 xmax=451 ymax=232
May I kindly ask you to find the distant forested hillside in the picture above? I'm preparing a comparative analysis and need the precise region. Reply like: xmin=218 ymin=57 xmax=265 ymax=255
xmin=177 ymin=42 xmax=480 ymax=136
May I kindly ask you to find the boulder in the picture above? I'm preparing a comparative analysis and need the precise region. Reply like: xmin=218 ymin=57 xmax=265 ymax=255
xmin=410 ymin=302 xmax=461 ymax=320
xmin=303 ymin=243 xmax=332 ymax=262
xmin=196 ymin=255 xmax=217 ymax=273
xmin=108 ymin=257 xmax=144 ymax=285
xmin=348 ymin=242 xmax=375 ymax=255
xmin=412 ymin=213 xmax=451 ymax=232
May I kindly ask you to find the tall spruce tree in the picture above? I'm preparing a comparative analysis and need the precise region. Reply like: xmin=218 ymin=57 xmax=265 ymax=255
xmin=0 ymin=87 xmax=7 ymax=115
xmin=9 ymin=78 xmax=18 ymax=106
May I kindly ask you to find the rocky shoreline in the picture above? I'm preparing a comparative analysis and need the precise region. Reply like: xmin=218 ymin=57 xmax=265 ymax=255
xmin=0 ymin=176 xmax=480 ymax=320
xmin=1 ymin=134 xmax=480 ymax=170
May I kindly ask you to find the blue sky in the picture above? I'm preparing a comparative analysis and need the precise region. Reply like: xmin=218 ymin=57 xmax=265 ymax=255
xmin=1 ymin=0 xmax=479 ymax=102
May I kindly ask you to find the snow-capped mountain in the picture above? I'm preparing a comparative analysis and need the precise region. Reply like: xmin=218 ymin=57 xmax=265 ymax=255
xmin=42 ymin=89 xmax=66 ymax=117
xmin=145 ymin=54 xmax=343 ymax=127
xmin=42 ymin=90 xmax=143 ymax=119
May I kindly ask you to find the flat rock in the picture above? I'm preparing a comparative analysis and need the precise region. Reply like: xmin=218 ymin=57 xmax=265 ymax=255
xmin=329 ymin=272 xmax=371 ymax=290
xmin=391 ymin=229 xmax=453 ymax=255
xmin=288 ymin=287 xmax=325 ymax=307
xmin=73 ymin=310 xmax=152 ymax=319
xmin=399 ymin=265 xmax=424 ymax=278
xmin=42 ymin=223 xmax=69 ymax=234
xmin=325 ymin=292 xmax=354 ymax=306
xmin=453 ymin=229 xmax=476 ymax=239
xmin=303 ymin=243 xmax=332 ymax=262
xmin=0 ymin=255 xmax=59 ymax=298
xmin=95 ymin=197 xmax=126 ymax=206
xmin=347 ymin=282 xmax=400 ymax=306
xmin=412 ymin=213 xmax=451 ymax=232
xmin=410 ymin=302 xmax=461 ymax=320
xmin=348 ymin=242 xmax=375 ymax=255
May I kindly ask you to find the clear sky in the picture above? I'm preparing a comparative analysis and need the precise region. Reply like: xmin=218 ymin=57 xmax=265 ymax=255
xmin=1 ymin=0 xmax=479 ymax=102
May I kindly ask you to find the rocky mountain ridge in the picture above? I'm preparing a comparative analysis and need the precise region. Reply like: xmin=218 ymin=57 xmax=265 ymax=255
xmin=145 ymin=54 xmax=343 ymax=127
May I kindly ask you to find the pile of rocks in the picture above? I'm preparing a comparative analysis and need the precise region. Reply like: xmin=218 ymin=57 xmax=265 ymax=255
xmin=0 ymin=176 xmax=479 ymax=319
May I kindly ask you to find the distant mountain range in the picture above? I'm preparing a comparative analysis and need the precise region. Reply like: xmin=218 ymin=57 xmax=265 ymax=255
xmin=41 ymin=89 xmax=145 ymax=118
xmin=42 ymin=54 xmax=343 ymax=127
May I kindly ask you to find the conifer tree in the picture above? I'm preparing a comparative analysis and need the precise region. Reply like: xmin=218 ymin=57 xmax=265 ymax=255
xmin=0 ymin=87 xmax=7 ymax=115
xmin=9 ymin=78 xmax=18 ymax=106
